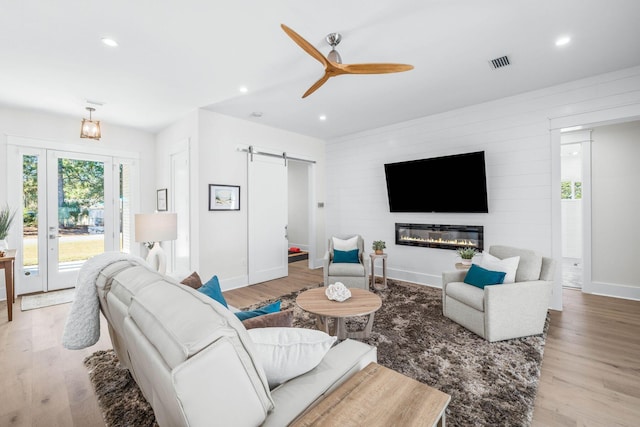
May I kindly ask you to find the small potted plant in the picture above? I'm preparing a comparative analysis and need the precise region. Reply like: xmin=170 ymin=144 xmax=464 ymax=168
xmin=0 ymin=204 xmax=17 ymax=252
xmin=372 ymin=240 xmax=386 ymax=255
xmin=456 ymin=247 xmax=477 ymax=265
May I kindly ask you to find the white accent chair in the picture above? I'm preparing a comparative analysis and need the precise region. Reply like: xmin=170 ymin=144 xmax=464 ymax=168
xmin=442 ymin=245 xmax=555 ymax=342
xmin=323 ymin=234 xmax=369 ymax=289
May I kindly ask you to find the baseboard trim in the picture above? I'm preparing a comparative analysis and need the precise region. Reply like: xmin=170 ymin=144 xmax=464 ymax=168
xmin=220 ymin=275 xmax=249 ymax=291
xmin=288 ymin=243 xmax=309 ymax=252
xmin=386 ymin=268 xmax=442 ymax=288
xmin=585 ymin=281 xmax=640 ymax=301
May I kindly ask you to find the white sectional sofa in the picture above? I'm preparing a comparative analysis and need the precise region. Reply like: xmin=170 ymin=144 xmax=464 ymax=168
xmin=94 ymin=259 xmax=377 ymax=427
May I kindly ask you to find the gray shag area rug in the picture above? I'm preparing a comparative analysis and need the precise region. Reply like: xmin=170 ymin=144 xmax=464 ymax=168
xmin=85 ymin=279 xmax=548 ymax=427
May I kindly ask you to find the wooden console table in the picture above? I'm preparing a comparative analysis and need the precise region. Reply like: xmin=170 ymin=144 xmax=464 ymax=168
xmin=1 ymin=249 xmax=17 ymax=321
xmin=291 ymin=362 xmax=451 ymax=427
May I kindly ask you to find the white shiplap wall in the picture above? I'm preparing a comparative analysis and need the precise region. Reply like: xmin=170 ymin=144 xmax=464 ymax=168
xmin=325 ymin=65 xmax=640 ymax=307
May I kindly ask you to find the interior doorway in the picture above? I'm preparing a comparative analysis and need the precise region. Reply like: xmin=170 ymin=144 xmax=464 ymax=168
xmin=171 ymin=148 xmax=190 ymax=273
xmin=287 ymin=160 xmax=313 ymax=268
xmin=560 ymin=131 xmax=589 ymax=289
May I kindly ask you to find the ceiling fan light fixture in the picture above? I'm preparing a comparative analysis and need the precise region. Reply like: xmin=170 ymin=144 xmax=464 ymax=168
xmin=327 ymin=49 xmax=342 ymax=64
xmin=80 ymin=107 xmax=101 ymax=140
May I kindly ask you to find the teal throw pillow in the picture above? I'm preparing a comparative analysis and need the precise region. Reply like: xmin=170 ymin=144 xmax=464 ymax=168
xmin=235 ymin=300 xmax=281 ymax=321
xmin=333 ymin=249 xmax=359 ymax=263
xmin=198 ymin=275 xmax=228 ymax=308
xmin=463 ymin=264 xmax=506 ymax=289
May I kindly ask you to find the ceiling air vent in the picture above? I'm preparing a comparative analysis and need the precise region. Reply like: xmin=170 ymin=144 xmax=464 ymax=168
xmin=489 ymin=55 xmax=510 ymax=69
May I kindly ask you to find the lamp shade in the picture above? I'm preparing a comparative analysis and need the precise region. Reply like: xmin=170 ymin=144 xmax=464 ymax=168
xmin=80 ymin=118 xmax=101 ymax=140
xmin=80 ymin=106 xmax=101 ymax=140
xmin=135 ymin=213 xmax=177 ymax=243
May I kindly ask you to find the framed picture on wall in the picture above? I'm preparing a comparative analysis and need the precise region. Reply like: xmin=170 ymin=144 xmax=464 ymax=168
xmin=209 ymin=184 xmax=240 ymax=211
xmin=157 ymin=188 xmax=168 ymax=211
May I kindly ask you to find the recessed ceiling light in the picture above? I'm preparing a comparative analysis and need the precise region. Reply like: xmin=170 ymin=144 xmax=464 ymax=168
xmin=555 ymin=36 xmax=571 ymax=47
xmin=239 ymin=86 xmax=248 ymax=94
xmin=101 ymin=38 xmax=118 ymax=47
xmin=319 ymin=115 xmax=327 ymax=121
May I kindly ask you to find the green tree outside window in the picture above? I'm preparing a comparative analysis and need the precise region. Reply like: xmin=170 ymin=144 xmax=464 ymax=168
xmin=561 ymin=180 xmax=582 ymax=200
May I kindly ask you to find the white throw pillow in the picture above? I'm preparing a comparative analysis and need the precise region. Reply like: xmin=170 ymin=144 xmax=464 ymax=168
xmin=332 ymin=236 xmax=359 ymax=252
xmin=247 ymin=327 xmax=337 ymax=388
xmin=480 ymin=252 xmax=520 ymax=284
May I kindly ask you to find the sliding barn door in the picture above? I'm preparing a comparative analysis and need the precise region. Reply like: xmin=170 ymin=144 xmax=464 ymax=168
xmin=247 ymin=154 xmax=288 ymax=284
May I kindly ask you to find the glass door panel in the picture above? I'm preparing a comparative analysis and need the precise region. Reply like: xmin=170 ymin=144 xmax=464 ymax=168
xmin=55 ymin=158 xmax=105 ymax=263
xmin=119 ymin=163 xmax=132 ymax=253
xmin=46 ymin=151 xmax=114 ymax=291
xmin=22 ymin=154 xmax=39 ymax=275
xmin=19 ymin=150 xmax=47 ymax=294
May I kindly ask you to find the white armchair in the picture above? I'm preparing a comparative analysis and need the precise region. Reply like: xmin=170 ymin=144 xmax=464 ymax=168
xmin=442 ymin=245 xmax=555 ymax=342
xmin=323 ymin=234 xmax=369 ymax=290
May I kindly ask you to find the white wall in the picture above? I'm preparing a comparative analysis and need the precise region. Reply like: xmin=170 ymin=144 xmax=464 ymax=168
xmin=561 ymin=200 xmax=582 ymax=258
xmin=0 ymin=106 xmax=156 ymax=299
xmin=590 ymin=120 xmax=640 ymax=293
xmin=155 ymin=110 xmax=326 ymax=290
xmin=326 ymin=65 xmax=640 ymax=306
xmin=287 ymin=160 xmax=310 ymax=250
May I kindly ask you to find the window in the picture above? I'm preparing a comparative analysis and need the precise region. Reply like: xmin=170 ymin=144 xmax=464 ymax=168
xmin=561 ymin=180 xmax=582 ymax=200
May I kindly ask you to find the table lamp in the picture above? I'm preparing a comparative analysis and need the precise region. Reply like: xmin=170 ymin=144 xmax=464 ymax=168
xmin=134 ymin=213 xmax=177 ymax=274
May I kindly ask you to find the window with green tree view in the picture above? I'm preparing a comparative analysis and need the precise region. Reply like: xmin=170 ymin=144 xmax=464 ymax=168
xmin=561 ymin=181 xmax=582 ymax=200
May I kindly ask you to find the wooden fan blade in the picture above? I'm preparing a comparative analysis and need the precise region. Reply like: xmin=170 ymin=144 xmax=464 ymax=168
xmin=281 ymin=24 xmax=328 ymax=67
xmin=340 ymin=63 xmax=414 ymax=74
xmin=302 ymin=73 xmax=331 ymax=98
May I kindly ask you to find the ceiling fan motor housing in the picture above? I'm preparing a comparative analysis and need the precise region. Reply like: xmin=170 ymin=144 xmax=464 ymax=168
xmin=326 ymin=33 xmax=342 ymax=63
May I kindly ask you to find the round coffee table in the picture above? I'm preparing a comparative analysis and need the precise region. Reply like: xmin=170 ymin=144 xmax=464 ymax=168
xmin=296 ymin=287 xmax=382 ymax=340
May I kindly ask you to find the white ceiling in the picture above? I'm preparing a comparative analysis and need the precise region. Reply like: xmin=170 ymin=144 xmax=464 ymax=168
xmin=2 ymin=1 xmax=640 ymax=140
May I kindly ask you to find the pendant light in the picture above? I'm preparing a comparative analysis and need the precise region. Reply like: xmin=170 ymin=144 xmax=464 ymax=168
xmin=80 ymin=107 xmax=101 ymax=140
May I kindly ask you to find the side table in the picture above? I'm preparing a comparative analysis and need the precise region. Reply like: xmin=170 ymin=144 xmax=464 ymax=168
xmin=455 ymin=262 xmax=472 ymax=270
xmin=0 ymin=249 xmax=17 ymax=321
xmin=370 ymin=253 xmax=388 ymax=290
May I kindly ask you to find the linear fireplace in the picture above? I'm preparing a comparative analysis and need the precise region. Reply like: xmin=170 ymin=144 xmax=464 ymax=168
xmin=395 ymin=223 xmax=484 ymax=251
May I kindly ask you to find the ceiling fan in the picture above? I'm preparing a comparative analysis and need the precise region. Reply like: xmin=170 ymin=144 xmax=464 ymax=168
xmin=281 ymin=24 xmax=414 ymax=98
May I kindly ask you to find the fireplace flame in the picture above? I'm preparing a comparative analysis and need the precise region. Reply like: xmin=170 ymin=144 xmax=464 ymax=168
xmin=399 ymin=236 xmax=478 ymax=248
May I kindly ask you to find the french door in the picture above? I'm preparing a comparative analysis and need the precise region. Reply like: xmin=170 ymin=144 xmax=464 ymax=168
xmin=15 ymin=148 xmax=117 ymax=293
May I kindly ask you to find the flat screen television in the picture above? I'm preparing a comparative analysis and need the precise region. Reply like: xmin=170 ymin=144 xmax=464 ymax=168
xmin=384 ymin=151 xmax=488 ymax=213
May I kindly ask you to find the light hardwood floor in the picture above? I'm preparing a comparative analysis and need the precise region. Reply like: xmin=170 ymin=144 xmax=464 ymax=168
xmin=0 ymin=261 xmax=638 ymax=426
